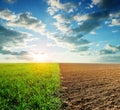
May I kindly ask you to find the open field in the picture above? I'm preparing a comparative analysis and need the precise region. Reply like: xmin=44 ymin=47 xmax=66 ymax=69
xmin=1 ymin=63 xmax=120 ymax=110
xmin=60 ymin=63 xmax=120 ymax=110
xmin=0 ymin=63 xmax=61 ymax=110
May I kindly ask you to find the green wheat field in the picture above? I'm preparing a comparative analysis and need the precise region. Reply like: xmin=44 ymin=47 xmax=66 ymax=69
xmin=0 ymin=63 xmax=61 ymax=110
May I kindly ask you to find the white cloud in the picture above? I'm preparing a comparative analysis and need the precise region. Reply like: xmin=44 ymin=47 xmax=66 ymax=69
xmin=53 ymin=22 xmax=70 ymax=33
xmin=109 ymin=11 xmax=120 ymax=18
xmin=108 ymin=11 xmax=120 ymax=26
xmin=48 ymin=0 xmax=64 ymax=10
xmin=0 ymin=9 xmax=46 ymax=35
xmin=53 ymin=14 xmax=71 ymax=33
xmin=7 ymin=12 xmax=46 ymax=34
xmin=74 ymin=14 xmax=89 ymax=22
xmin=90 ymin=31 xmax=96 ymax=34
xmin=112 ymin=30 xmax=119 ymax=33
xmin=92 ymin=0 xmax=101 ymax=5
xmin=47 ymin=7 xmax=58 ymax=15
xmin=46 ymin=0 xmax=120 ymax=54
xmin=0 ymin=9 xmax=16 ymax=21
xmin=47 ymin=0 xmax=76 ymax=15
xmin=53 ymin=14 xmax=70 ymax=23
xmin=111 ymin=19 xmax=120 ymax=26
xmin=64 ymin=2 xmax=76 ymax=13
xmin=105 ymin=44 xmax=120 ymax=52
xmin=46 ymin=0 xmax=96 ymax=53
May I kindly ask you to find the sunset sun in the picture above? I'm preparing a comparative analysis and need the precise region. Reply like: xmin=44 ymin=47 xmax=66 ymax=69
xmin=32 ymin=53 xmax=47 ymax=62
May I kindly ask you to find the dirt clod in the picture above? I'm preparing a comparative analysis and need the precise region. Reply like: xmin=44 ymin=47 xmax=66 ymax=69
xmin=60 ymin=63 xmax=120 ymax=110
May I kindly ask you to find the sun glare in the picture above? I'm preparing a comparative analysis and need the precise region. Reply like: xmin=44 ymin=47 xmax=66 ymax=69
xmin=32 ymin=53 xmax=47 ymax=62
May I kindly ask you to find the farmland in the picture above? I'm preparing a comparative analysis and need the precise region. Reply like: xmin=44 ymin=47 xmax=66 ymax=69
xmin=1 ymin=63 xmax=120 ymax=110
xmin=60 ymin=63 xmax=120 ymax=110
xmin=0 ymin=63 xmax=61 ymax=110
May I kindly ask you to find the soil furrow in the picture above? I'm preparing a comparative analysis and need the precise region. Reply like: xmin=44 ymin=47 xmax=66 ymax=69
xmin=60 ymin=63 xmax=120 ymax=110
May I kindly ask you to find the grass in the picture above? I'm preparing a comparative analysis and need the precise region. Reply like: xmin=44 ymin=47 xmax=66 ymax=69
xmin=0 ymin=63 xmax=61 ymax=110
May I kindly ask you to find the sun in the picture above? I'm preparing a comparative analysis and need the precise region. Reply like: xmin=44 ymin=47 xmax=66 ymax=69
xmin=32 ymin=53 xmax=47 ymax=62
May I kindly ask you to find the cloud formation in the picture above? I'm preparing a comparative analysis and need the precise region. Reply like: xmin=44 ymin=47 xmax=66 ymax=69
xmin=47 ymin=0 xmax=76 ymax=15
xmin=108 ymin=11 xmax=120 ymax=26
xmin=99 ymin=44 xmax=120 ymax=55
xmin=92 ymin=0 xmax=120 ymax=10
xmin=72 ymin=0 xmax=119 ymax=36
xmin=0 ymin=9 xmax=47 ymax=61
xmin=0 ymin=47 xmax=28 ymax=56
xmin=91 ymin=0 xmax=120 ymax=27
xmin=47 ymin=0 xmax=92 ymax=52
xmin=0 ymin=9 xmax=46 ymax=35
xmin=7 ymin=12 xmax=46 ymax=34
xmin=0 ymin=25 xmax=29 ymax=46
xmin=71 ymin=46 xmax=90 ymax=52
xmin=49 ymin=33 xmax=91 ymax=52
xmin=53 ymin=14 xmax=70 ymax=23
xmin=47 ymin=0 xmax=120 ymax=53
xmin=73 ymin=11 xmax=109 ymax=33
xmin=0 ymin=25 xmax=30 ymax=58
xmin=110 ymin=19 xmax=120 ymax=26
xmin=0 ymin=9 xmax=16 ymax=21
xmin=0 ymin=0 xmax=119 ymax=62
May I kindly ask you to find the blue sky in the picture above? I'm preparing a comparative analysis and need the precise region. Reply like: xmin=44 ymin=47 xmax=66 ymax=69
xmin=0 ymin=0 xmax=120 ymax=63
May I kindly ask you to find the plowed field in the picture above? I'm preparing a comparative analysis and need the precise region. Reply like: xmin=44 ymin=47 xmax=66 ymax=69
xmin=60 ymin=63 xmax=120 ymax=110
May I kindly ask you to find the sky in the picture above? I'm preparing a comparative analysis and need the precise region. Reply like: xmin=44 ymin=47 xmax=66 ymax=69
xmin=0 ymin=0 xmax=120 ymax=63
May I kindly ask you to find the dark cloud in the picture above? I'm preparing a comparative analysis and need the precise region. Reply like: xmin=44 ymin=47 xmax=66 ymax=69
xmin=73 ymin=11 xmax=108 ymax=34
xmin=99 ymin=49 xmax=116 ymax=55
xmin=1 ymin=50 xmax=33 ymax=61
xmin=62 ymin=35 xmax=90 ymax=46
xmin=51 ymin=33 xmax=90 ymax=52
xmin=0 ymin=25 xmax=28 ymax=46
xmin=95 ymin=0 xmax=120 ymax=10
xmin=97 ymin=55 xmax=120 ymax=63
xmin=50 ymin=18 xmax=91 ymax=52
xmin=0 ymin=25 xmax=29 ymax=56
xmin=73 ymin=0 xmax=120 ymax=36
xmin=99 ymin=44 xmax=120 ymax=55
xmin=0 ymin=47 xmax=28 ymax=55
xmin=71 ymin=46 xmax=89 ymax=52
xmin=50 ymin=0 xmax=120 ymax=53
xmin=16 ymin=54 xmax=33 ymax=61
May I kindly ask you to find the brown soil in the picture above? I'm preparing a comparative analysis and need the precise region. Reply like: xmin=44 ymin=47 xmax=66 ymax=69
xmin=59 ymin=63 xmax=120 ymax=110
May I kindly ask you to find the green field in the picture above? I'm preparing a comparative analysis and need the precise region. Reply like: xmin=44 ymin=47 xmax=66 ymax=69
xmin=0 ymin=63 xmax=61 ymax=110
